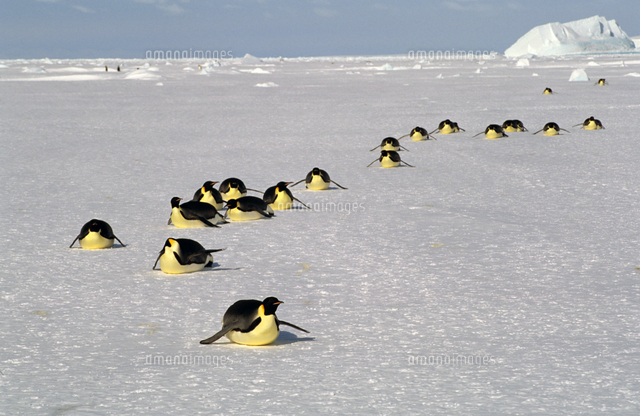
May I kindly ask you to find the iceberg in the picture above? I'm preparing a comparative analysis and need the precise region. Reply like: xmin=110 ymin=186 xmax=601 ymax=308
xmin=505 ymin=16 xmax=636 ymax=58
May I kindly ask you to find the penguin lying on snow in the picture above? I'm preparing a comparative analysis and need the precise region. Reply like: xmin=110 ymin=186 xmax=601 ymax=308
xmin=192 ymin=181 xmax=224 ymax=211
xmin=473 ymin=124 xmax=508 ymax=139
xmin=573 ymin=116 xmax=604 ymax=130
xmin=430 ymin=119 xmax=464 ymax=135
xmin=70 ymin=219 xmax=126 ymax=249
xmin=225 ymin=196 xmax=274 ymax=221
xmin=263 ymin=181 xmax=310 ymax=210
xmin=367 ymin=150 xmax=414 ymax=168
xmin=200 ymin=297 xmax=309 ymax=346
xmin=398 ymin=126 xmax=432 ymax=141
xmin=290 ymin=167 xmax=347 ymax=190
xmin=219 ymin=178 xmax=261 ymax=202
xmin=153 ymin=238 xmax=225 ymax=274
xmin=532 ymin=122 xmax=570 ymax=136
xmin=168 ymin=197 xmax=226 ymax=228
xmin=369 ymin=137 xmax=409 ymax=152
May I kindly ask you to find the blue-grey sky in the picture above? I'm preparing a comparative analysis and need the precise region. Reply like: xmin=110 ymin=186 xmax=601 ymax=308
xmin=1 ymin=0 xmax=638 ymax=59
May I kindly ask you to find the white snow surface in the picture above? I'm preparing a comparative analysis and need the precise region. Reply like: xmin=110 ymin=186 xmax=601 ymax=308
xmin=505 ymin=15 xmax=636 ymax=58
xmin=1 ymin=54 xmax=640 ymax=415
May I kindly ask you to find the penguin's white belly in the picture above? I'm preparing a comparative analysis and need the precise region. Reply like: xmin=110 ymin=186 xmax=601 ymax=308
xmin=380 ymin=157 xmax=400 ymax=168
xmin=227 ymin=208 xmax=264 ymax=221
xmin=544 ymin=128 xmax=559 ymax=136
xmin=79 ymin=231 xmax=114 ymax=249
xmin=226 ymin=315 xmax=280 ymax=346
xmin=171 ymin=209 xmax=208 ymax=228
xmin=221 ymin=189 xmax=246 ymax=202
xmin=201 ymin=195 xmax=224 ymax=211
xmin=159 ymin=252 xmax=210 ymax=274
xmin=381 ymin=143 xmax=400 ymax=151
xmin=269 ymin=192 xmax=293 ymax=210
xmin=411 ymin=132 xmax=426 ymax=141
xmin=485 ymin=130 xmax=504 ymax=139
xmin=306 ymin=176 xmax=329 ymax=190
xmin=439 ymin=125 xmax=454 ymax=134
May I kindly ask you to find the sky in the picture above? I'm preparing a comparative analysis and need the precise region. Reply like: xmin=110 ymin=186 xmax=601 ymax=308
xmin=1 ymin=0 xmax=639 ymax=59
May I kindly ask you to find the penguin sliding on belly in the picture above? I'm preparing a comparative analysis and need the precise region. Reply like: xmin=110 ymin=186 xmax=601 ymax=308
xmin=152 ymin=238 xmax=225 ymax=274
xmin=290 ymin=167 xmax=347 ymax=191
xmin=502 ymin=120 xmax=527 ymax=132
xmin=533 ymin=122 xmax=570 ymax=136
xmin=473 ymin=124 xmax=508 ymax=139
xmin=367 ymin=150 xmax=414 ymax=168
xmin=398 ymin=126 xmax=432 ymax=141
xmin=70 ymin=219 xmax=126 ymax=249
xmin=168 ymin=197 xmax=226 ymax=228
xmin=200 ymin=297 xmax=309 ymax=346
xmin=430 ymin=119 xmax=464 ymax=135
xmin=369 ymin=137 xmax=409 ymax=152
xmin=573 ymin=116 xmax=604 ymax=130
xmin=263 ymin=181 xmax=310 ymax=210
xmin=218 ymin=178 xmax=261 ymax=202
xmin=225 ymin=196 xmax=274 ymax=221
xmin=192 ymin=181 xmax=224 ymax=211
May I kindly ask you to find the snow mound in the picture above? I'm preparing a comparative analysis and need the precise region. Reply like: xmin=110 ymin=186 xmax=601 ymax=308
xmin=22 ymin=67 xmax=47 ymax=73
xmin=569 ymin=69 xmax=589 ymax=82
xmin=255 ymin=82 xmax=278 ymax=87
xmin=241 ymin=54 xmax=262 ymax=64
xmin=250 ymin=68 xmax=271 ymax=74
xmin=516 ymin=58 xmax=530 ymax=67
xmin=124 ymin=70 xmax=161 ymax=80
xmin=624 ymin=72 xmax=640 ymax=77
xmin=505 ymin=15 xmax=635 ymax=58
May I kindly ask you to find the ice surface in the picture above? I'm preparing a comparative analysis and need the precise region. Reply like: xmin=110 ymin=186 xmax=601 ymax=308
xmin=505 ymin=15 xmax=637 ymax=58
xmin=1 ymin=53 xmax=640 ymax=415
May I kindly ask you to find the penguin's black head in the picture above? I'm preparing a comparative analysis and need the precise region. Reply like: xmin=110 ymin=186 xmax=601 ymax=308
xmin=545 ymin=122 xmax=559 ymax=130
xmin=312 ymin=167 xmax=321 ymax=175
xmin=203 ymin=181 xmax=218 ymax=191
xmin=262 ymin=297 xmax=283 ymax=315
xmin=276 ymin=181 xmax=292 ymax=191
xmin=88 ymin=220 xmax=102 ymax=232
xmin=382 ymin=137 xmax=398 ymax=146
xmin=170 ymin=197 xmax=182 ymax=208
xmin=502 ymin=120 xmax=512 ymax=129
xmin=380 ymin=150 xmax=389 ymax=157
xmin=225 ymin=199 xmax=238 ymax=209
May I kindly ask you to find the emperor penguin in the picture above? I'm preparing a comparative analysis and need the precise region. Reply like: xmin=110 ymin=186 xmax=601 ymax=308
xmin=199 ymin=297 xmax=309 ymax=346
xmin=543 ymin=87 xmax=554 ymax=95
xmin=168 ymin=197 xmax=225 ymax=228
xmin=473 ymin=124 xmax=508 ymax=139
xmin=219 ymin=178 xmax=261 ymax=202
xmin=533 ymin=122 xmax=570 ymax=136
xmin=70 ymin=219 xmax=126 ymax=249
xmin=263 ymin=181 xmax=310 ymax=210
xmin=369 ymin=137 xmax=409 ymax=152
xmin=367 ymin=150 xmax=414 ymax=168
xmin=290 ymin=167 xmax=348 ymax=191
xmin=595 ymin=78 xmax=608 ymax=86
xmin=152 ymin=238 xmax=225 ymax=274
xmin=192 ymin=181 xmax=224 ymax=211
xmin=573 ymin=116 xmax=604 ymax=130
xmin=502 ymin=120 xmax=527 ymax=132
xmin=225 ymin=196 xmax=274 ymax=221
xmin=398 ymin=127 xmax=431 ymax=141
xmin=430 ymin=119 xmax=465 ymax=135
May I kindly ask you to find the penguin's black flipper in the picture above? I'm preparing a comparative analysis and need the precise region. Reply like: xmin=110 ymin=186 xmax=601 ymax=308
xmin=200 ymin=325 xmax=236 ymax=344
xmin=289 ymin=179 xmax=306 ymax=188
xmin=369 ymin=144 xmax=382 ymax=152
xmin=330 ymin=180 xmax=348 ymax=190
xmin=113 ymin=235 xmax=126 ymax=247
xmin=196 ymin=216 xmax=220 ymax=228
xmin=69 ymin=235 xmax=81 ymax=248
xmin=185 ymin=248 xmax=226 ymax=265
xmin=152 ymin=251 xmax=163 ymax=270
xmin=293 ymin=197 xmax=311 ymax=209
xmin=257 ymin=209 xmax=274 ymax=218
xmin=277 ymin=319 xmax=309 ymax=333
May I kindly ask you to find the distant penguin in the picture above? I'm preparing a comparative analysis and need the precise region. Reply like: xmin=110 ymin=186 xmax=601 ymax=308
xmin=502 ymin=120 xmax=528 ymax=132
xmin=168 ymin=197 xmax=225 ymax=228
xmin=105 ymin=66 xmax=108 ymax=72
xmin=225 ymin=196 xmax=274 ymax=221
xmin=367 ymin=150 xmax=414 ymax=168
xmin=199 ymin=297 xmax=309 ymax=346
xmin=398 ymin=127 xmax=431 ymax=141
xmin=596 ymin=78 xmax=608 ymax=86
xmin=369 ymin=137 xmax=409 ymax=152
xmin=290 ymin=167 xmax=348 ymax=191
xmin=192 ymin=181 xmax=224 ymax=211
xmin=573 ymin=116 xmax=604 ymax=130
xmin=533 ymin=122 xmax=570 ymax=136
xmin=70 ymin=219 xmax=125 ymax=249
xmin=117 ymin=65 xmax=121 ymax=72
xmin=152 ymin=238 xmax=225 ymax=274
xmin=263 ymin=181 xmax=310 ymax=210
xmin=543 ymin=87 xmax=554 ymax=95
xmin=430 ymin=119 xmax=464 ymax=135
xmin=473 ymin=124 xmax=508 ymax=139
